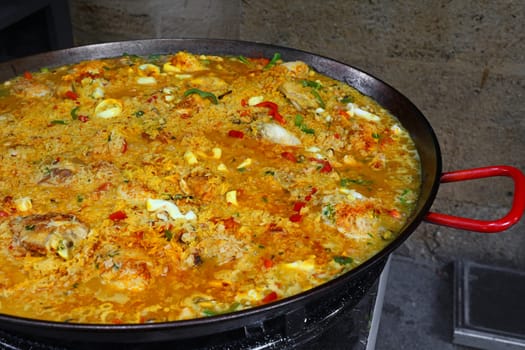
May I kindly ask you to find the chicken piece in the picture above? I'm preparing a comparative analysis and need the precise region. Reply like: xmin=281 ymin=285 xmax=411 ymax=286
xmin=11 ymin=80 xmax=51 ymax=98
xmin=278 ymin=81 xmax=319 ymax=111
xmin=61 ymin=60 xmax=105 ymax=82
xmin=165 ymin=52 xmax=207 ymax=72
xmin=185 ymin=174 xmax=224 ymax=202
xmin=9 ymin=213 xmax=90 ymax=259
xmin=321 ymin=193 xmax=383 ymax=240
xmin=37 ymin=158 xmax=88 ymax=186
xmin=189 ymin=76 xmax=230 ymax=97
xmin=96 ymin=247 xmax=153 ymax=292
xmin=280 ymin=61 xmax=310 ymax=79
xmin=38 ymin=168 xmax=75 ymax=185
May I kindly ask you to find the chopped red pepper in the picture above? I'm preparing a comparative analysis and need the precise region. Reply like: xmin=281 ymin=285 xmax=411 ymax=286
xmin=109 ymin=210 xmax=127 ymax=221
xmin=240 ymin=98 xmax=248 ymax=107
xmin=255 ymin=101 xmax=286 ymax=124
xmin=96 ymin=182 xmax=112 ymax=192
xmin=121 ymin=139 xmax=128 ymax=153
xmin=262 ymin=291 xmax=278 ymax=303
xmin=293 ymin=201 xmax=306 ymax=212
xmin=262 ymin=258 xmax=273 ymax=269
xmin=78 ymin=115 xmax=89 ymax=122
xmin=387 ymin=209 xmax=401 ymax=219
xmin=281 ymin=151 xmax=297 ymax=163
xmin=320 ymin=162 xmax=332 ymax=173
xmin=310 ymin=158 xmax=332 ymax=173
xmin=289 ymin=213 xmax=303 ymax=222
xmin=0 ymin=210 xmax=9 ymax=217
xmin=65 ymin=90 xmax=78 ymax=100
xmin=23 ymin=71 xmax=32 ymax=80
xmin=228 ymin=130 xmax=244 ymax=139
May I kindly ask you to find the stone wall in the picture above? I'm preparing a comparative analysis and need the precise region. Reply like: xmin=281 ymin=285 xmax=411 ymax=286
xmin=69 ymin=0 xmax=525 ymax=268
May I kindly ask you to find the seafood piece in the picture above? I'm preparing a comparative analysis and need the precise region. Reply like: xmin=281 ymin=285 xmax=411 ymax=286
xmin=259 ymin=122 xmax=301 ymax=146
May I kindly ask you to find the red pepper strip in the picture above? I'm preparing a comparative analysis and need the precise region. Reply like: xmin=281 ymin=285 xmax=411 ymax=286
xmin=262 ymin=291 xmax=278 ymax=303
xmin=121 ymin=140 xmax=128 ymax=153
xmin=281 ymin=151 xmax=297 ymax=163
xmin=293 ymin=201 xmax=306 ymax=212
xmin=255 ymin=101 xmax=286 ymax=124
xmin=96 ymin=182 xmax=112 ymax=192
xmin=289 ymin=213 xmax=303 ymax=222
xmin=309 ymin=158 xmax=332 ymax=173
xmin=109 ymin=210 xmax=127 ymax=221
xmin=65 ymin=90 xmax=78 ymax=100
xmin=305 ymin=188 xmax=317 ymax=201
xmin=228 ymin=130 xmax=244 ymax=139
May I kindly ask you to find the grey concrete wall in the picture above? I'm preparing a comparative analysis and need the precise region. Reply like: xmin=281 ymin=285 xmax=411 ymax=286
xmin=69 ymin=0 xmax=240 ymax=43
xmin=68 ymin=0 xmax=525 ymax=269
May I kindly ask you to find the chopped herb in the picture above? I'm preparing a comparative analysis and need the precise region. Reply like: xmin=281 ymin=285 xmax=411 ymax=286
xmin=294 ymin=114 xmax=304 ymax=127
xmin=322 ymin=203 xmax=336 ymax=222
xmin=341 ymin=96 xmax=354 ymax=103
xmin=294 ymin=114 xmax=315 ymax=135
xmin=340 ymin=178 xmax=373 ymax=187
xmin=25 ymin=225 xmax=35 ymax=231
xmin=237 ymin=55 xmax=250 ymax=64
xmin=264 ymin=170 xmax=275 ymax=176
xmin=50 ymin=120 xmax=68 ymax=125
xmin=135 ymin=110 xmax=145 ymax=117
xmin=71 ymin=106 xmax=79 ymax=120
xmin=148 ymin=54 xmax=161 ymax=61
xmin=301 ymin=127 xmax=315 ymax=135
xmin=171 ymin=193 xmax=194 ymax=200
xmin=107 ymin=250 xmax=120 ymax=258
xmin=334 ymin=255 xmax=353 ymax=265
xmin=399 ymin=189 xmax=412 ymax=205
xmin=165 ymin=229 xmax=173 ymax=241
xmin=264 ymin=53 xmax=281 ymax=70
xmin=202 ymin=309 xmax=218 ymax=316
xmin=183 ymin=88 xmax=218 ymax=104
xmin=301 ymin=80 xmax=322 ymax=90
xmin=122 ymin=52 xmax=139 ymax=60
xmin=310 ymin=89 xmax=325 ymax=108
xmin=77 ymin=195 xmax=84 ymax=203
xmin=372 ymin=133 xmax=381 ymax=139
xmin=40 ymin=67 xmax=50 ymax=73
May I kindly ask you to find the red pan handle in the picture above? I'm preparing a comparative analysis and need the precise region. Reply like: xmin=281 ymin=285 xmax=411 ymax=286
xmin=424 ymin=165 xmax=525 ymax=233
